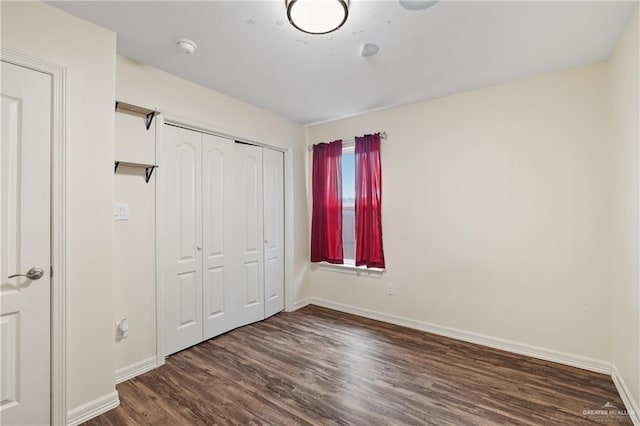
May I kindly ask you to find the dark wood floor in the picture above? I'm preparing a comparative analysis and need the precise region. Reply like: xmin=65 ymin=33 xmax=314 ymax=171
xmin=85 ymin=305 xmax=630 ymax=425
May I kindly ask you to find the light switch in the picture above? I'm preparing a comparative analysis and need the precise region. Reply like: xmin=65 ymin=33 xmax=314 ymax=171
xmin=113 ymin=203 xmax=129 ymax=221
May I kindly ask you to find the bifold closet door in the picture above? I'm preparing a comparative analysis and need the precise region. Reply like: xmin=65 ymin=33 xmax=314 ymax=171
xmin=162 ymin=125 xmax=284 ymax=355
xmin=235 ymin=143 xmax=265 ymax=326
xmin=163 ymin=126 xmax=240 ymax=354
xmin=162 ymin=125 xmax=203 ymax=355
xmin=263 ymin=149 xmax=285 ymax=318
xmin=202 ymin=134 xmax=238 ymax=340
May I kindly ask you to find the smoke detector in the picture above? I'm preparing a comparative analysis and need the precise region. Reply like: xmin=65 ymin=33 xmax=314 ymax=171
xmin=176 ymin=39 xmax=197 ymax=54
xmin=399 ymin=0 xmax=438 ymax=11
xmin=361 ymin=43 xmax=380 ymax=57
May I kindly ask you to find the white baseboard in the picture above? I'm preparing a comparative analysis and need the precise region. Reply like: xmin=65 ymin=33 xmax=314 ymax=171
xmin=115 ymin=356 xmax=159 ymax=384
xmin=309 ymin=298 xmax=612 ymax=374
xmin=611 ymin=364 xmax=640 ymax=425
xmin=67 ymin=390 xmax=119 ymax=426
xmin=287 ymin=297 xmax=311 ymax=312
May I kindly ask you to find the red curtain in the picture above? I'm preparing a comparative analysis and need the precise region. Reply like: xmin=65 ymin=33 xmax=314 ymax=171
xmin=310 ymin=140 xmax=344 ymax=264
xmin=355 ymin=133 xmax=385 ymax=268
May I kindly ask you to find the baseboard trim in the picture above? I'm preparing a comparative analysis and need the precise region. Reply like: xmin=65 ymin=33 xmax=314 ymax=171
xmin=288 ymin=297 xmax=311 ymax=312
xmin=309 ymin=298 xmax=612 ymax=374
xmin=611 ymin=365 xmax=640 ymax=425
xmin=67 ymin=391 xmax=119 ymax=426
xmin=115 ymin=356 xmax=159 ymax=384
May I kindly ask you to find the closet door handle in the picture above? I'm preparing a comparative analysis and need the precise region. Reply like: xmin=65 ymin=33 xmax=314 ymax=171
xmin=196 ymin=246 xmax=202 ymax=251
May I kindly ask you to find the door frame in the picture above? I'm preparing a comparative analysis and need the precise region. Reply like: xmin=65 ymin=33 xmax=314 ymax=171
xmin=155 ymin=113 xmax=290 ymax=362
xmin=1 ymin=48 xmax=68 ymax=425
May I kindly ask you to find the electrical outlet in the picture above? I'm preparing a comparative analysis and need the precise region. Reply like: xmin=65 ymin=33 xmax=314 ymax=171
xmin=386 ymin=283 xmax=395 ymax=295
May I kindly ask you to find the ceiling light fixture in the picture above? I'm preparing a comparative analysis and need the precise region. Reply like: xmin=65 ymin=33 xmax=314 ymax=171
xmin=399 ymin=0 xmax=439 ymax=11
xmin=286 ymin=0 xmax=349 ymax=35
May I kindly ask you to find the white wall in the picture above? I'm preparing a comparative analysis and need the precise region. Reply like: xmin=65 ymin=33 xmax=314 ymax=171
xmin=1 ymin=0 xmax=117 ymax=414
xmin=307 ymin=62 xmax=612 ymax=363
xmin=113 ymin=55 xmax=309 ymax=373
xmin=609 ymin=7 xmax=640 ymax=411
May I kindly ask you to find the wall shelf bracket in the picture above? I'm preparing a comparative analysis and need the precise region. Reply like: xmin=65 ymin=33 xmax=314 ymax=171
xmin=145 ymin=111 xmax=157 ymax=130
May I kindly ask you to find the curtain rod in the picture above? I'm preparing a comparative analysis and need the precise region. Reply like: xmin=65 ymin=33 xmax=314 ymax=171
xmin=308 ymin=131 xmax=387 ymax=151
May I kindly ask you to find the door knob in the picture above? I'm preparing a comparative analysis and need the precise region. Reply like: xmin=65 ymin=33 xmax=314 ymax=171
xmin=8 ymin=267 xmax=45 ymax=280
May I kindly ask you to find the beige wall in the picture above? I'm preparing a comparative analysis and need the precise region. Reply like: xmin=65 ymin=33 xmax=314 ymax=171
xmin=113 ymin=111 xmax=158 ymax=376
xmin=1 ymin=0 xmax=117 ymax=414
xmin=307 ymin=62 xmax=612 ymax=362
xmin=114 ymin=55 xmax=309 ymax=373
xmin=609 ymin=7 xmax=640 ymax=410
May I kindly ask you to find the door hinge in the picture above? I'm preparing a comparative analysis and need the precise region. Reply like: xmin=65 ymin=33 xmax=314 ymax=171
xmin=50 ymin=266 xmax=53 ymax=278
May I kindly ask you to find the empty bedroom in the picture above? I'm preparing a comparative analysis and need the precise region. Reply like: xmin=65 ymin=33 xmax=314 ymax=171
xmin=1 ymin=0 xmax=638 ymax=425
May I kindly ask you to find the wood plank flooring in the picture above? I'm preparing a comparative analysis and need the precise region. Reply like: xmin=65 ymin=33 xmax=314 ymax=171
xmin=85 ymin=305 xmax=631 ymax=425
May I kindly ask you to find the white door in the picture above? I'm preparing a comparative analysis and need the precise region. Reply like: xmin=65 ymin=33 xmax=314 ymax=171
xmin=235 ymin=143 xmax=264 ymax=326
xmin=202 ymin=133 xmax=239 ymax=339
xmin=1 ymin=61 xmax=51 ymax=425
xmin=263 ymin=149 xmax=284 ymax=318
xmin=162 ymin=125 xmax=203 ymax=355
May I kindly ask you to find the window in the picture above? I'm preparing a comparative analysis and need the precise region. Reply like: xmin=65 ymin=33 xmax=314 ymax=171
xmin=341 ymin=147 xmax=356 ymax=264
xmin=310 ymin=133 xmax=385 ymax=269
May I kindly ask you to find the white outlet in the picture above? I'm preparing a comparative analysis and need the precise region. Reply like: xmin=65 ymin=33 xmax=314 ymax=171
xmin=386 ymin=283 xmax=395 ymax=295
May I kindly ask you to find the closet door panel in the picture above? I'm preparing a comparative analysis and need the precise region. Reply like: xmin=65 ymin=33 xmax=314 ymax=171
xmin=178 ymin=272 xmax=199 ymax=326
xmin=177 ymin=145 xmax=199 ymax=263
xmin=244 ymin=261 xmax=260 ymax=305
xmin=263 ymin=149 xmax=285 ymax=317
xmin=202 ymin=134 xmax=238 ymax=339
xmin=236 ymin=143 xmax=264 ymax=325
xmin=162 ymin=125 xmax=203 ymax=355
xmin=243 ymin=156 xmax=260 ymax=253
xmin=205 ymin=267 xmax=224 ymax=316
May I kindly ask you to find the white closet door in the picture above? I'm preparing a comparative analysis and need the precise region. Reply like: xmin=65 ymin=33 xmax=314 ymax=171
xmin=202 ymin=134 xmax=238 ymax=339
xmin=235 ymin=143 xmax=265 ymax=326
xmin=263 ymin=149 xmax=285 ymax=318
xmin=162 ymin=125 xmax=203 ymax=355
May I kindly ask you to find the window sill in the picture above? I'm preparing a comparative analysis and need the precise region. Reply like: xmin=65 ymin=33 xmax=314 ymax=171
xmin=312 ymin=261 xmax=385 ymax=276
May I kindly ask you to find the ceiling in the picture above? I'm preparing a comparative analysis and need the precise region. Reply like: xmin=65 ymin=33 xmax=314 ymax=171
xmin=49 ymin=1 xmax=637 ymax=124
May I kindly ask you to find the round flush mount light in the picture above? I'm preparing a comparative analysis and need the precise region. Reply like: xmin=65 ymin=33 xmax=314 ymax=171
xmin=176 ymin=39 xmax=197 ymax=54
xmin=286 ymin=0 xmax=349 ymax=35
xmin=399 ymin=0 xmax=439 ymax=11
